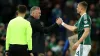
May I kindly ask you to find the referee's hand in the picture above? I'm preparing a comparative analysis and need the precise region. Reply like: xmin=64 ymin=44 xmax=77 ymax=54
xmin=5 ymin=52 xmax=8 ymax=56
xmin=30 ymin=53 xmax=34 ymax=56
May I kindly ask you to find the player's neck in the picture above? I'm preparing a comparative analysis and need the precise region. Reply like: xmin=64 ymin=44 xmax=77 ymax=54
xmin=80 ymin=11 xmax=86 ymax=16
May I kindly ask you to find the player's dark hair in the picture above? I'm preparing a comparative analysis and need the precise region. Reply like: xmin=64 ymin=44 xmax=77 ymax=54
xmin=79 ymin=1 xmax=88 ymax=9
xmin=17 ymin=5 xmax=27 ymax=13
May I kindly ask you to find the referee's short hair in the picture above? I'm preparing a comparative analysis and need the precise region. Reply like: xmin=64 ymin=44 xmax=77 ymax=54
xmin=30 ymin=6 xmax=40 ymax=15
xmin=79 ymin=1 xmax=88 ymax=9
xmin=17 ymin=5 xmax=27 ymax=13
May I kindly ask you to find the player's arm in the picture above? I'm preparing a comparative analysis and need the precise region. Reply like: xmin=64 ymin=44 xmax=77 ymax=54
xmin=6 ymin=23 xmax=10 ymax=52
xmin=61 ymin=22 xmax=77 ymax=32
xmin=26 ymin=22 xmax=32 ymax=53
xmin=78 ymin=28 xmax=90 ymax=43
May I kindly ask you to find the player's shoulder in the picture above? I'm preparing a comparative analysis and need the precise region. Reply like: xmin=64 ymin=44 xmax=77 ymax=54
xmin=83 ymin=13 xmax=90 ymax=17
xmin=82 ymin=13 xmax=90 ymax=19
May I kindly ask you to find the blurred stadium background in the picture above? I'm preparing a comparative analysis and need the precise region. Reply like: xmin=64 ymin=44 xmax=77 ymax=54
xmin=0 ymin=0 xmax=100 ymax=56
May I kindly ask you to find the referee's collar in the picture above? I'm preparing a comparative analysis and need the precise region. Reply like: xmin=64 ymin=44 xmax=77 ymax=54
xmin=16 ymin=16 xmax=24 ymax=19
xmin=81 ymin=13 xmax=86 ymax=17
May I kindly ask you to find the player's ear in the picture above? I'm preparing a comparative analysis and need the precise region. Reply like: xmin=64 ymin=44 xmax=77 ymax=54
xmin=81 ymin=6 xmax=84 ymax=10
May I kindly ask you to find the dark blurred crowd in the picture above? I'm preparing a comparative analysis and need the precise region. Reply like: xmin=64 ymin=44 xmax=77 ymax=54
xmin=0 ymin=0 xmax=100 ymax=56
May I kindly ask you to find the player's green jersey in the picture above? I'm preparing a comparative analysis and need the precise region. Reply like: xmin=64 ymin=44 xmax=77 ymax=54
xmin=75 ymin=13 xmax=91 ymax=45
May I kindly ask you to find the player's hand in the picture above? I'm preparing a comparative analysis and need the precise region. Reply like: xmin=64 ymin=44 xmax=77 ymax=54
xmin=72 ymin=41 xmax=80 ymax=50
xmin=56 ymin=17 xmax=63 ymax=25
xmin=30 ymin=53 xmax=34 ymax=56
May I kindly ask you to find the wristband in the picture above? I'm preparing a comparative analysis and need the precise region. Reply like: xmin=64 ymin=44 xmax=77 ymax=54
xmin=61 ymin=22 xmax=65 ymax=26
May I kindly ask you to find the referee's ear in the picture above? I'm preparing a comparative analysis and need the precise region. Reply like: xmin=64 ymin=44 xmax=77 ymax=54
xmin=16 ymin=11 xmax=18 ymax=15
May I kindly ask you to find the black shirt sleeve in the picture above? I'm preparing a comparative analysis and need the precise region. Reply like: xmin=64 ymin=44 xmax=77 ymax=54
xmin=31 ymin=20 xmax=59 ymax=33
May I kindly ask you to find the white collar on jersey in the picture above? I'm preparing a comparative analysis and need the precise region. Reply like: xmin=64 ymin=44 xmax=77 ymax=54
xmin=81 ymin=13 xmax=86 ymax=17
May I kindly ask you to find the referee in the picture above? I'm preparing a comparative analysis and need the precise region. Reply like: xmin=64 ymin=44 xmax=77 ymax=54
xmin=5 ymin=5 xmax=33 ymax=56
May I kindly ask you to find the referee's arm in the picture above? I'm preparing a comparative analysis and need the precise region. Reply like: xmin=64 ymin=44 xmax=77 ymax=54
xmin=26 ymin=22 xmax=32 ymax=52
xmin=6 ymin=23 xmax=10 ymax=51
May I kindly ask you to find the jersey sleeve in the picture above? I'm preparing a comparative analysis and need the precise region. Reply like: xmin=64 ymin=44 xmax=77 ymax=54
xmin=6 ymin=23 xmax=11 ymax=51
xmin=83 ymin=15 xmax=90 ymax=28
xmin=74 ymin=21 xmax=78 ymax=28
xmin=26 ymin=22 xmax=32 ymax=51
